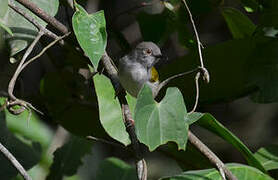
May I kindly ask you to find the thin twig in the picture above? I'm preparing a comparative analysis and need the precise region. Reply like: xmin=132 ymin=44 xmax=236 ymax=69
xmin=8 ymin=2 xmax=58 ymax=40
xmin=188 ymin=130 xmax=238 ymax=180
xmin=0 ymin=142 xmax=32 ymax=180
xmin=8 ymin=31 xmax=44 ymax=101
xmin=182 ymin=0 xmax=210 ymax=83
xmin=6 ymin=30 xmax=44 ymax=115
xmin=86 ymin=136 xmax=125 ymax=149
xmin=181 ymin=1 xmax=234 ymax=179
xmin=14 ymin=0 xmax=68 ymax=34
xmin=20 ymin=32 xmax=70 ymax=71
xmin=189 ymin=72 xmax=200 ymax=113
xmin=181 ymin=0 xmax=204 ymax=68
xmin=154 ymin=67 xmax=200 ymax=98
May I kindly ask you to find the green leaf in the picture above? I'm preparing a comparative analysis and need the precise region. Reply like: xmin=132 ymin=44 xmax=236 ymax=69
xmin=93 ymin=74 xmax=136 ymax=146
xmin=159 ymin=39 xmax=256 ymax=106
xmin=196 ymin=113 xmax=266 ymax=173
xmin=135 ymin=85 xmax=188 ymax=151
xmin=72 ymin=3 xmax=107 ymax=69
xmin=5 ymin=104 xmax=53 ymax=150
xmin=2 ymin=0 xmax=59 ymax=57
xmin=0 ymin=98 xmax=42 ymax=180
xmin=96 ymin=157 xmax=137 ymax=180
xmin=0 ymin=0 xmax=8 ymax=18
xmin=254 ymin=145 xmax=278 ymax=171
xmin=0 ymin=20 xmax=13 ymax=36
xmin=47 ymin=136 xmax=93 ymax=180
xmin=160 ymin=163 xmax=273 ymax=180
xmin=185 ymin=112 xmax=203 ymax=125
xmin=247 ymin=37 xmax=278 ymax=103
xmin=221 ymin=7 xmax=256 ymax=39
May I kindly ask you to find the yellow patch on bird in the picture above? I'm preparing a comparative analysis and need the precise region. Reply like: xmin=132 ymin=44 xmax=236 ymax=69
xmin=150 ymin=67 xmax=159 ymax=82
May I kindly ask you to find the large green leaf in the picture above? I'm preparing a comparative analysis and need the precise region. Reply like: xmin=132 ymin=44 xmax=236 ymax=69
xmin=96 ymin=157 xmax=137 ymax=180
xmin=0 ymin=0 xmax=8 ymax=18
xmin=0 ymin=98 xmax=42 ymax=180
xmin=160 ymin=163 xmax=273 ymax=180
xmin=254 ymin=145 xmax=278 ymax=171
xmin=72 ymin=3 xmax=107 ymax=69
xmin=135 ymin=85 xmax=188 ymax=151
xmin=93 ymin=74 xmax=136 ymax=146
xmin=247 ymin=37 xmax=278 ymax=103
xmin=159 ymin=39 xmax=256 ymax=106
xmin=221 ymin=7 xmax=256 ymax=39
xmin=195 ymin=113 xmax=266 ymax=173
xmin=47 ymin=136 xmax=93 ymax=180
xmin=2 ymin=0 xmax=59 ymax=57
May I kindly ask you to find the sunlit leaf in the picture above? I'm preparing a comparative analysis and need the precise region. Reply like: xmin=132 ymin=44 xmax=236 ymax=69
xmin=93 ymin=74 xmax=136 ymax=146
xmin=160 ymin=163 xmax=273 ymax=180
xmin=255 ymin=145 xmax=278 ymax=171
xmin=135 ymin=85 xmax=188 ymax=151
xmin=196 ymin=113 xmax=266 ymax=173
xmin=72 ymin=3 xmax=107 ymax=69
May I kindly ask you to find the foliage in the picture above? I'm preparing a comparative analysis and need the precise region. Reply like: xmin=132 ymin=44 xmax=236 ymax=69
xmin=0 ymin=0 xmax=278 ymax=179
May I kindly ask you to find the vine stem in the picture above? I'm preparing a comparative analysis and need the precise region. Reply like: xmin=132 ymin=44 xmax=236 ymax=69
xmin=188 ymin=131 xmax=238 ymax=180
xmin=181 ymin=1 xmax=235 ymax=179
xmin=181 ymin=0 xmax=204 ymax=68
xmin=181 ymin=0 xmax=210 ymax=113
xmin=0 ymin=142 xmax=32 ymax=180
xmin=8 ymin=30 xmax=44 ymax=101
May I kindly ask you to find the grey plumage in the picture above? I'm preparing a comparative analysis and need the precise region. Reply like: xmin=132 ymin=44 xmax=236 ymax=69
xmin=118 ymin=42 xmax=163 ymax=97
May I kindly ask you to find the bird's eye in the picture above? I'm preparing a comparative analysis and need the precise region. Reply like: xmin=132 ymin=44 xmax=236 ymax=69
xmin=145 ymin=49 xmax=152 ymax=55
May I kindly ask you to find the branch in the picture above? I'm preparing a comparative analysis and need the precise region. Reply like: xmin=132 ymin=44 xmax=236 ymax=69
xmin=188 ymin=130 xmax=238 ymax=180
xmin=101 ymin=53 xmax=147 ymax=180
xmin=8 ymin=2 xmax=58 ymax=40
xmin=14 ymin=0 xmax=68 ymax=34
xmin=0 ymin=142 xmax=32 ymax=180
xmin=8 ymin=31 xmax=44 ymax=101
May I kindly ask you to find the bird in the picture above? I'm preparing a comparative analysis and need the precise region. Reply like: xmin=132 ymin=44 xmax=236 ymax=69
xmin=118 ymin=42 xmax=164 ymax=97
